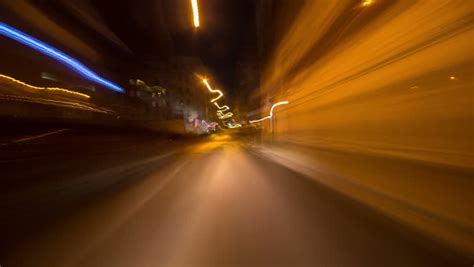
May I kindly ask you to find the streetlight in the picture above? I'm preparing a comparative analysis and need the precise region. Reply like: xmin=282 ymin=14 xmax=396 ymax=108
xmin=191 ymin=0 xmax=200 ymax=28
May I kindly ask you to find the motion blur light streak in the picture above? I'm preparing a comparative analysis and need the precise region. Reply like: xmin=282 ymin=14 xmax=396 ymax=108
xmin=210 ymin=94 xmax=223 ymax=103
xmin=191 ymin=0 xmax=200 ymax=28
xmin=0 ymin=74 xmax=90 ymax=99
xmin=361 ymin=0 xmax=374 ymax=7
xmin=1 ymin=1 xmax=473 ymax=266
xmin=0 ymin=22 xmax=124 ymax=93
xmin=269 ymin=101 xmax=289 ymax=116
xmin=249 ymin=117 xmax=269 ymax=123
xmin=257 ymin=0 xmax=473 ymax=258
xmin=217 ymin=111 xmax=233 ymax=120
xmin=212 ymin=99 xmax=234 ymax=121
xmin=213 ymin=102 xmax=230 ymax=112
xmin=249 ymin=101 xmax=289 ymax=123
xmin=0 ymin=93 xmax=113 ymax=113
xmin=201 ymin=78 xmax=223 ymax=102
xmin=226 ymin=122 xmax=242 ymax=129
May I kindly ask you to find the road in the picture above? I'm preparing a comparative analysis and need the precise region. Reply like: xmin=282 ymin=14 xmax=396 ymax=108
xmin=0 ymin=128 xmax=470 ymax=267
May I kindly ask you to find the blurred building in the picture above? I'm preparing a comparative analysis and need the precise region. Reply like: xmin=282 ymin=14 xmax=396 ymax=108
xmin=255 ymin=0 xmax=474 ymax=257
xmin=251 ymin=0 xmax=305 ymax=120
xmin=0 ymin=0 xmax=142 ymax=121
xmin=255 ymin=0 xmax=306 ymax=98
xmin=233 ymin=47 xmax=260 ymax=122
xmin=129 ymin=56 xmax=211 ymax=122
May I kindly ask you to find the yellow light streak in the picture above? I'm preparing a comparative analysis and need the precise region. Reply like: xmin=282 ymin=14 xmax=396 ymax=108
xmin=218 ymin=111 xmax=233 ymax=120
xmin=214 ymin=102 xmax=230 ymax=111
xmin=361 ymin=0 xmax=373 ymax=7
xmin=191 ymin=0 xmax=200 ymax=28
xmin=0 ymin=74 xmax=90 ymax=99
xmin=217 ymin=110 xmax=232 ymax=116
xmin=249 ymin=101 xmax=289 ymax=123
xmin=0 ymin=93 xmax=113 ymax=114
xmin=202 ymin=78 xmax=223 ymax=102
xmin=211 ymin=94 xmax=223 ymax=103
xmin=249 ymin=116 xmax=269 ymax=123
xmin=227 ymin=123 xmax=242 ymax=129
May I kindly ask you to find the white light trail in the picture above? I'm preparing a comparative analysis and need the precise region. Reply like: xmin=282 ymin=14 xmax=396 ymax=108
xmin=249 ymin=101 xmax=289 ymax=123
xmin=191 ymin=0 xmax=200 ymax=28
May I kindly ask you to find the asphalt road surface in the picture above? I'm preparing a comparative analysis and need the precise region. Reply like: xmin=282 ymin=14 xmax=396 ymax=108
xmin=0 ymin=129 xmax=470 ymax=267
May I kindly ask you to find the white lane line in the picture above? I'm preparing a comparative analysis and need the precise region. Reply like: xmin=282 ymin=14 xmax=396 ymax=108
xmin=10 ymin=128 xmax=71 ymax=144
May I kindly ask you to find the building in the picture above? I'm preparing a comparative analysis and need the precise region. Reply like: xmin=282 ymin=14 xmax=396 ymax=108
xmin=129 ymin=56 xmax=212 ymax=122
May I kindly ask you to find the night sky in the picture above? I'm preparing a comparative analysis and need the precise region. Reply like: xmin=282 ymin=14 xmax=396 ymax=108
xmin=192 ymin=0 xmax=257 ymax=93
xmin=92 ymin=0 xmax=258 ymax=94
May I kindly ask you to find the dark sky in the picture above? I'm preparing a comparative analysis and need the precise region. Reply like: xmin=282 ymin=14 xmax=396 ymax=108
xmin=91 ymin=0 xmax=258 ymax=93
xmin=191 ymin=0 xmax=257 ymax=92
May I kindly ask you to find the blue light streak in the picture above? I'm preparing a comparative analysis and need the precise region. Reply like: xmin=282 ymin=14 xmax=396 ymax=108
xmin=0 ymin=22 xmax=124 ymax=93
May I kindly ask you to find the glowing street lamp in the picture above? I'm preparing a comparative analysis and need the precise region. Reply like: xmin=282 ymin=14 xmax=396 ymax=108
xmin=191 ymin=0 xmax=200 ymax=28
